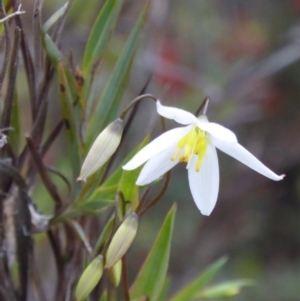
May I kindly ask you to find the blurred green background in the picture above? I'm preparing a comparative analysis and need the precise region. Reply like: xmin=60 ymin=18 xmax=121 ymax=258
xmin=17 ymin=0 xmax=300 ymax=300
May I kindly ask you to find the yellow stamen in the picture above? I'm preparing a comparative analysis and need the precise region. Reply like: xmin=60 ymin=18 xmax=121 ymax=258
xmin=171 ymin=127 xmax=208 ymax=172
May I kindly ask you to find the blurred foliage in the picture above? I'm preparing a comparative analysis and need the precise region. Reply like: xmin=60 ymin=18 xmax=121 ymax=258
xmin=1 ymin=0 xmax=300 ymax=301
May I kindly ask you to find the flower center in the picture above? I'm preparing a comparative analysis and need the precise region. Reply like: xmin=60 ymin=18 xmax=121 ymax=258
xmin=171 ymin=127 xmax=208 ymax=172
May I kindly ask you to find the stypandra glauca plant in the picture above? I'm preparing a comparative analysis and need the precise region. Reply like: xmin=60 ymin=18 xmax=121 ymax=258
xmin=0 ymin=1 xmax=283 ymax=301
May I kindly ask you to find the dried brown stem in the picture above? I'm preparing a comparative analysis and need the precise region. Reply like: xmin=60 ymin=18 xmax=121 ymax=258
xmin=0 ymin=1 xmax=10 ymax=93
xmin=121 ymin=255 xmax=130 ymax=301
xmin=137 ymin=172 xmax=171 ymax=217
xmin=26 ymin=135 xmax=63 ymax=212
xmin=1 ymin=27 xmax=20 ymax=130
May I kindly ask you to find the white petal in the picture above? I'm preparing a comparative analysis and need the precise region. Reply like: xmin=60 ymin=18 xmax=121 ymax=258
xmin=123 ymin=125 xmax=192 ymax=170
xmin=212 ymin=137 xmax=285 ymax=181
xmin=197 ymin=122 xmax=237 ymax=143
xmin=156 ymin=100 xmax=199 ymax=125
xmin=188 ymin=143 xmax=219 ymax=216
xmin=136 ymin=145 xmax=179 ymax=185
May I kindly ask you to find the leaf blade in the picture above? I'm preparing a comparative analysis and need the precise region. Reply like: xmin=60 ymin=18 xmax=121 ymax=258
xmin=130 ymin=204 xmax=177 ymax=301
xmin=168 ymin=257 xmax=228 ymax=301
xmin=87 ymin=1 xmax=149 ymax=144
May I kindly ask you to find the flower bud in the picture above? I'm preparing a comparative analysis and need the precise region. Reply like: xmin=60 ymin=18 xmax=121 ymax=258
xmin=105 ymin=212 xmax=138 ymax=268
xmin=108 ymin=259 xmax=122 ymax=287
xmin=77 ymin=119 xmax=123 ymax=182
xmin=75 ymin=255 xmax=104 ymax=301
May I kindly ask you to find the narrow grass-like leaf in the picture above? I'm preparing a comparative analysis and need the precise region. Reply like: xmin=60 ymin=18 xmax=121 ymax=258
xmin=43 ymin=33 xmax=77 ymax=93
xmin=87 ymin=1 xmax=149 ymax=144
xmin=43 ymin=33 xmax=63 ymax=65
xmin=57 ymin=62 xmax=81 ymax=179
xmin=168 ymin=257 xmax=228 ymax=301
xmin=157 ymin=278 xmax=171 ymax=301
xmin=117 ymin=131 xmax=147 ymax=208
xmin=197 ymin=279 xmax=254 ymax=299
xmin=42 ymin=2 xmax=69 ymax=34
xmin=82 ymin=0 xmax=118 ymax=70
xmin=94 ymin=215 xmax=115 ymax=255
xmin=43 ymin=33 xmax=80 ymax=127
xmin=43 ymin=34 xmax=77 ymax=94
xmin=101 ymin=55 xmax=133 ymax=132
xmin=82 ymin=0 xmax=123 ymax=93
xmin=130 ymin=204 xmax=177 ymax=301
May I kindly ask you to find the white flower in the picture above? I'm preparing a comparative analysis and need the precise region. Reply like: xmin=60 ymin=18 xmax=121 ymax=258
xmin=123 ymin=101 xmax=285 ymax=216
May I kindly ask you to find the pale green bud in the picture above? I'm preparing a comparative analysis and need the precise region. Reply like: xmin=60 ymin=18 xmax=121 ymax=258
xmin=75 ymin=255 xmax=104 ymax=301
xmin=108 ymin=259 xmax=122 ymax=287
xmin=105 ymin=212 xmax=138 ymax=268
xmin=77 ymin=118 xmax=123 ymax=182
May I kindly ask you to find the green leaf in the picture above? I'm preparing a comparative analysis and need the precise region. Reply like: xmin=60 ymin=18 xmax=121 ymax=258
xmin=130 ymin=204 xmax=177 ymax=301
xmin=87 ymin=1 xmax=149 ymax=144
xmin=168 ymin=257 xmax=228 ymax=301
xmin=43 ymin=33 xmax=79 ymax=101
xmin=103 ymin=54 xmax=133 ymax=128
xmin=157 ymin=278 xmax=171 ymax=301
xmin=93 ymin=215 xmax=115 ymax=255
xmin=42 ymin=2 xmax=69 ymax=34
xmin=117 ymin=133 xmax=148 ymax=208
xmin=82 ymin=0 xmax=123 ymax=91
xmin=68 ymin=198 xmax=114 ymax=218
xmin=197 ymin=279 xmax=254 ymax=299
xmin=57 ymin=62 xmax=82 ymax=179
xmin=43 ymin=33 xmax=63 ymax=65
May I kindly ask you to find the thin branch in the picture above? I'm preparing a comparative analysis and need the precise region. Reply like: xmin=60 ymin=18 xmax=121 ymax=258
xmin=0 ymin=1 xmax=11 ymax=92
xmin=137 ymin=172 xmax=171 ymax=217
xmin=1 ymin=27 xmax=20 ymax=130
xmin=33 ymin=0 xmax=43 ymax=86
xmin=99 ymin=80 xmax=152 ymax=185
xmin=45 ymin=164 xmax=72 ymax=196
xmin=0 ymin=4 xmax=25 ymax=23
xmin=135 ymin=185 xmax=152 ymax=213
xmin=121 ymin=255 xmax=130 ymax=301
xmin=25 ymin=135 xmax=63 ymax=212
xmin=68 ymin=220 xmax=93 ymax=257
xmin=47 ymin=229 xmax=63 ymax=273
xmin=40 ymin=119 xmax=64 ymax=157
xmin=11 ymin=0 xmax=37 ymax=120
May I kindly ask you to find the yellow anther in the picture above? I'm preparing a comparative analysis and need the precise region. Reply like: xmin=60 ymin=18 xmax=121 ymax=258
xmin=195 ymin=156 xmax=203 ymax=172
xmin=171 ymin=127 xmax=208 ymax=172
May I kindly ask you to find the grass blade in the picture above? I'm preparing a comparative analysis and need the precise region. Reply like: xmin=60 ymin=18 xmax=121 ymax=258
xmin=130 ymin=204 xmax=176 ymax=301
xmin=86 ymin=1 xmax=149 ymax=144
xmin=82 ymin=0 xmax=123 ymax=93
xmin=168 ymin=257 xmax=228 ymax=301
